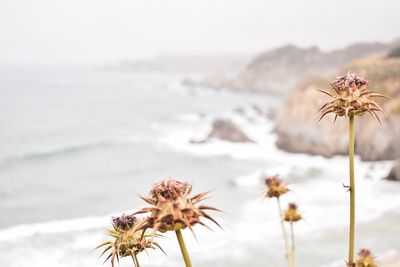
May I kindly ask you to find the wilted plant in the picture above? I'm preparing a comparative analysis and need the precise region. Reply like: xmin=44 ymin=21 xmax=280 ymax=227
xmin=264 ymin=175 xmax=292 ymax=267
xmin=284 ymin=203 xmax=302 ymax=267
xmin=318 ymin=71 xmax=386 ymax=266
xmin=95 ymin=214 xmax=163 ymax=267
xmin=134 ymin=178 xmax=221 ymax=267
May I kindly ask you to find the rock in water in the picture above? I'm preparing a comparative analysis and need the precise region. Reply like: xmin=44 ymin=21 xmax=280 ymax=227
xmin=386 ymin=160 xmax=400 ymax=181
xmin=207 ymin=119 xmax=254 ymax=143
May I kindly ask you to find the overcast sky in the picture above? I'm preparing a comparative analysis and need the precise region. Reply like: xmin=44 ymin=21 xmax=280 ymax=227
xmin=0 ymin=0 xmax=399 ymax=65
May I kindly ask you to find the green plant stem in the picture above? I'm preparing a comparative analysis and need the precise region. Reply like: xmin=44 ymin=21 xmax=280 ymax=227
xmin=175 ymin=229 xmax=193 ymax=267
xmin=290 ymin=222 xmax=295 ymax=267
xmin=348 ymin=115 xmax=355 ymax=266
xmin=131 ymin=254 xmax=140 ymax=267
xmin=277 ymin=198 xmax=292 ymax=267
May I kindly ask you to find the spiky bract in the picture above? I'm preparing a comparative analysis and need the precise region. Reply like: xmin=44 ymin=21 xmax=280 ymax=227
xmin=318 ymin=71 xmax=386 ymax=123
xmin=134 ymin=178 xmax=221 ymax=235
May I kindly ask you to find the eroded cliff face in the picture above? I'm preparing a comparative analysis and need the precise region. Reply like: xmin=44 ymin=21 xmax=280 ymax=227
xmin=274 ymin=58 xmax=400 ymax=161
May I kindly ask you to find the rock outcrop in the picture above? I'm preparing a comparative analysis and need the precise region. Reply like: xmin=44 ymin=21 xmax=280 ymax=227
xmin=386 ymin=160 xmax=400 ymax=181
xmin=274 ymin=58 xmax=400 ymax=161
xmin=192 ymin=119 xmax=253 ymax=144
xmin=208 ymin=119 xmax=253 ymax=143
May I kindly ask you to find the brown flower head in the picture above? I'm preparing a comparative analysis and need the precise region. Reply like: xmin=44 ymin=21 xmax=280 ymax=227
xmin=96 ymin=215 xmax=163 ymax=267
xmin=150 ymin=178 xmax=191 ymax=200
xmin=318 ymin=71 xmax=386 ymax=123
xmin=264 ymin=175 xmax=289 ymax=198
xmin=134 ymin=178 xmax=221 ymax=235
xmin=283 ymin=203 xmax=302 ymax=222
xmin=355 ymin=249 xmax=378 ymax=267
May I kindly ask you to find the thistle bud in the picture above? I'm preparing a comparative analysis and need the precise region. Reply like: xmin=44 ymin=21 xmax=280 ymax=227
xmin=318 ymin=71 xmax=386 ymax=123
xmin=264 ymin=175 xmax=289 ymax=198
xmin=283 ymin=203 xmax=302 ymax=222
xmin=355 ymin=249 xmax=378 ymax=267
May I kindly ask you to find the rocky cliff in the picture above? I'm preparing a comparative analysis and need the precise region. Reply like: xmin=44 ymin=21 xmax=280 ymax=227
xmin=274 ymin=57 xmax=400 ymax=161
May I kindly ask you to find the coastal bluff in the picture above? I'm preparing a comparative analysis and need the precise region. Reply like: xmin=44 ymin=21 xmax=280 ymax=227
xmin=274 ymin=58 xmax=400 ymax=161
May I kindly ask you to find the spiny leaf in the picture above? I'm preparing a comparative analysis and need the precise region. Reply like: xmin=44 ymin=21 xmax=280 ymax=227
xmin=153 ymin=242 xmax=167 ymax=255
xmin=100 ymin=245 xmax=113 ymax=257
xmin=202 ymin=212 xmax=222 ymax=229
xmin=103 ymin=252 xmax=113 ymax=264
xmin=317 ymin=89 xmax=332 ymax=97
xmin=198 ymin=205 xmax=223 ymax=212
xmin=140 ymin=196 xmax=156 ymax=205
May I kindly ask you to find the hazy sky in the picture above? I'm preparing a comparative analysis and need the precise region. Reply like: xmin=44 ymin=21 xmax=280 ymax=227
xmin=1 ymin=0 xmax=399 ymax=65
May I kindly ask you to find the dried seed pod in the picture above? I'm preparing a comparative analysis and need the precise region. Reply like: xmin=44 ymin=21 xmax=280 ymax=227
xmin=264 ymin=175 xmax=289 ymax=198
xmin=318 ymin=71 xmax=386 ymax=123
xmin=283 ymin=203 xmax=302 ymax=222
xmin=355 ymin=249 xmax=378 ymax=267
xmin=134 ymin=178 xmax=221 ymax=235
xmin=96 ymin=215 xmax=163 ymax=267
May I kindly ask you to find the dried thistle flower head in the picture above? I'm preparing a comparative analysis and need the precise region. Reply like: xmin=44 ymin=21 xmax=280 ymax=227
xmin=96 ymin=215 xmax=163 ymax=267
xmin=135 ymin=178 xmax=221 ymax=235
xmin=150 ymin=178 xmax=191 ymax=200
xmin=264 ymin=175 xmax=289 ymax=198
xmin=283 ymin=203 xmax=302 ymax=222
xmin=355 ymin=249 xmax=378 ymax=267
xmin=318 ymin=71 xmax=386 ymax=123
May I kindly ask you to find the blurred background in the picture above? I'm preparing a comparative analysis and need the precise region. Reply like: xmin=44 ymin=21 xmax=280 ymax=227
xmin=0 ymin=1 xmax=400 ymax=266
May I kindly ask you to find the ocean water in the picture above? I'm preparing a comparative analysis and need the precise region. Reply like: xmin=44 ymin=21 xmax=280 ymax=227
xmin=0 ymin=66 xmax=399 ymax=267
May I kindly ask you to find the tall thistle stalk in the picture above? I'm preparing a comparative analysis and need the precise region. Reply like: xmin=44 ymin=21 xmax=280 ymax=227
xmin=348 ymin=115 xmax=355 ymax=264
xmin=176 ymin=229 xmax=193 ymax=267
xmin=290 ymin=222 xmax=295 ymax=267
xmin=277 ymin=198 xmax=292 ymax=267
xmin=318 ymin=71 xmax=386 ymax=266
